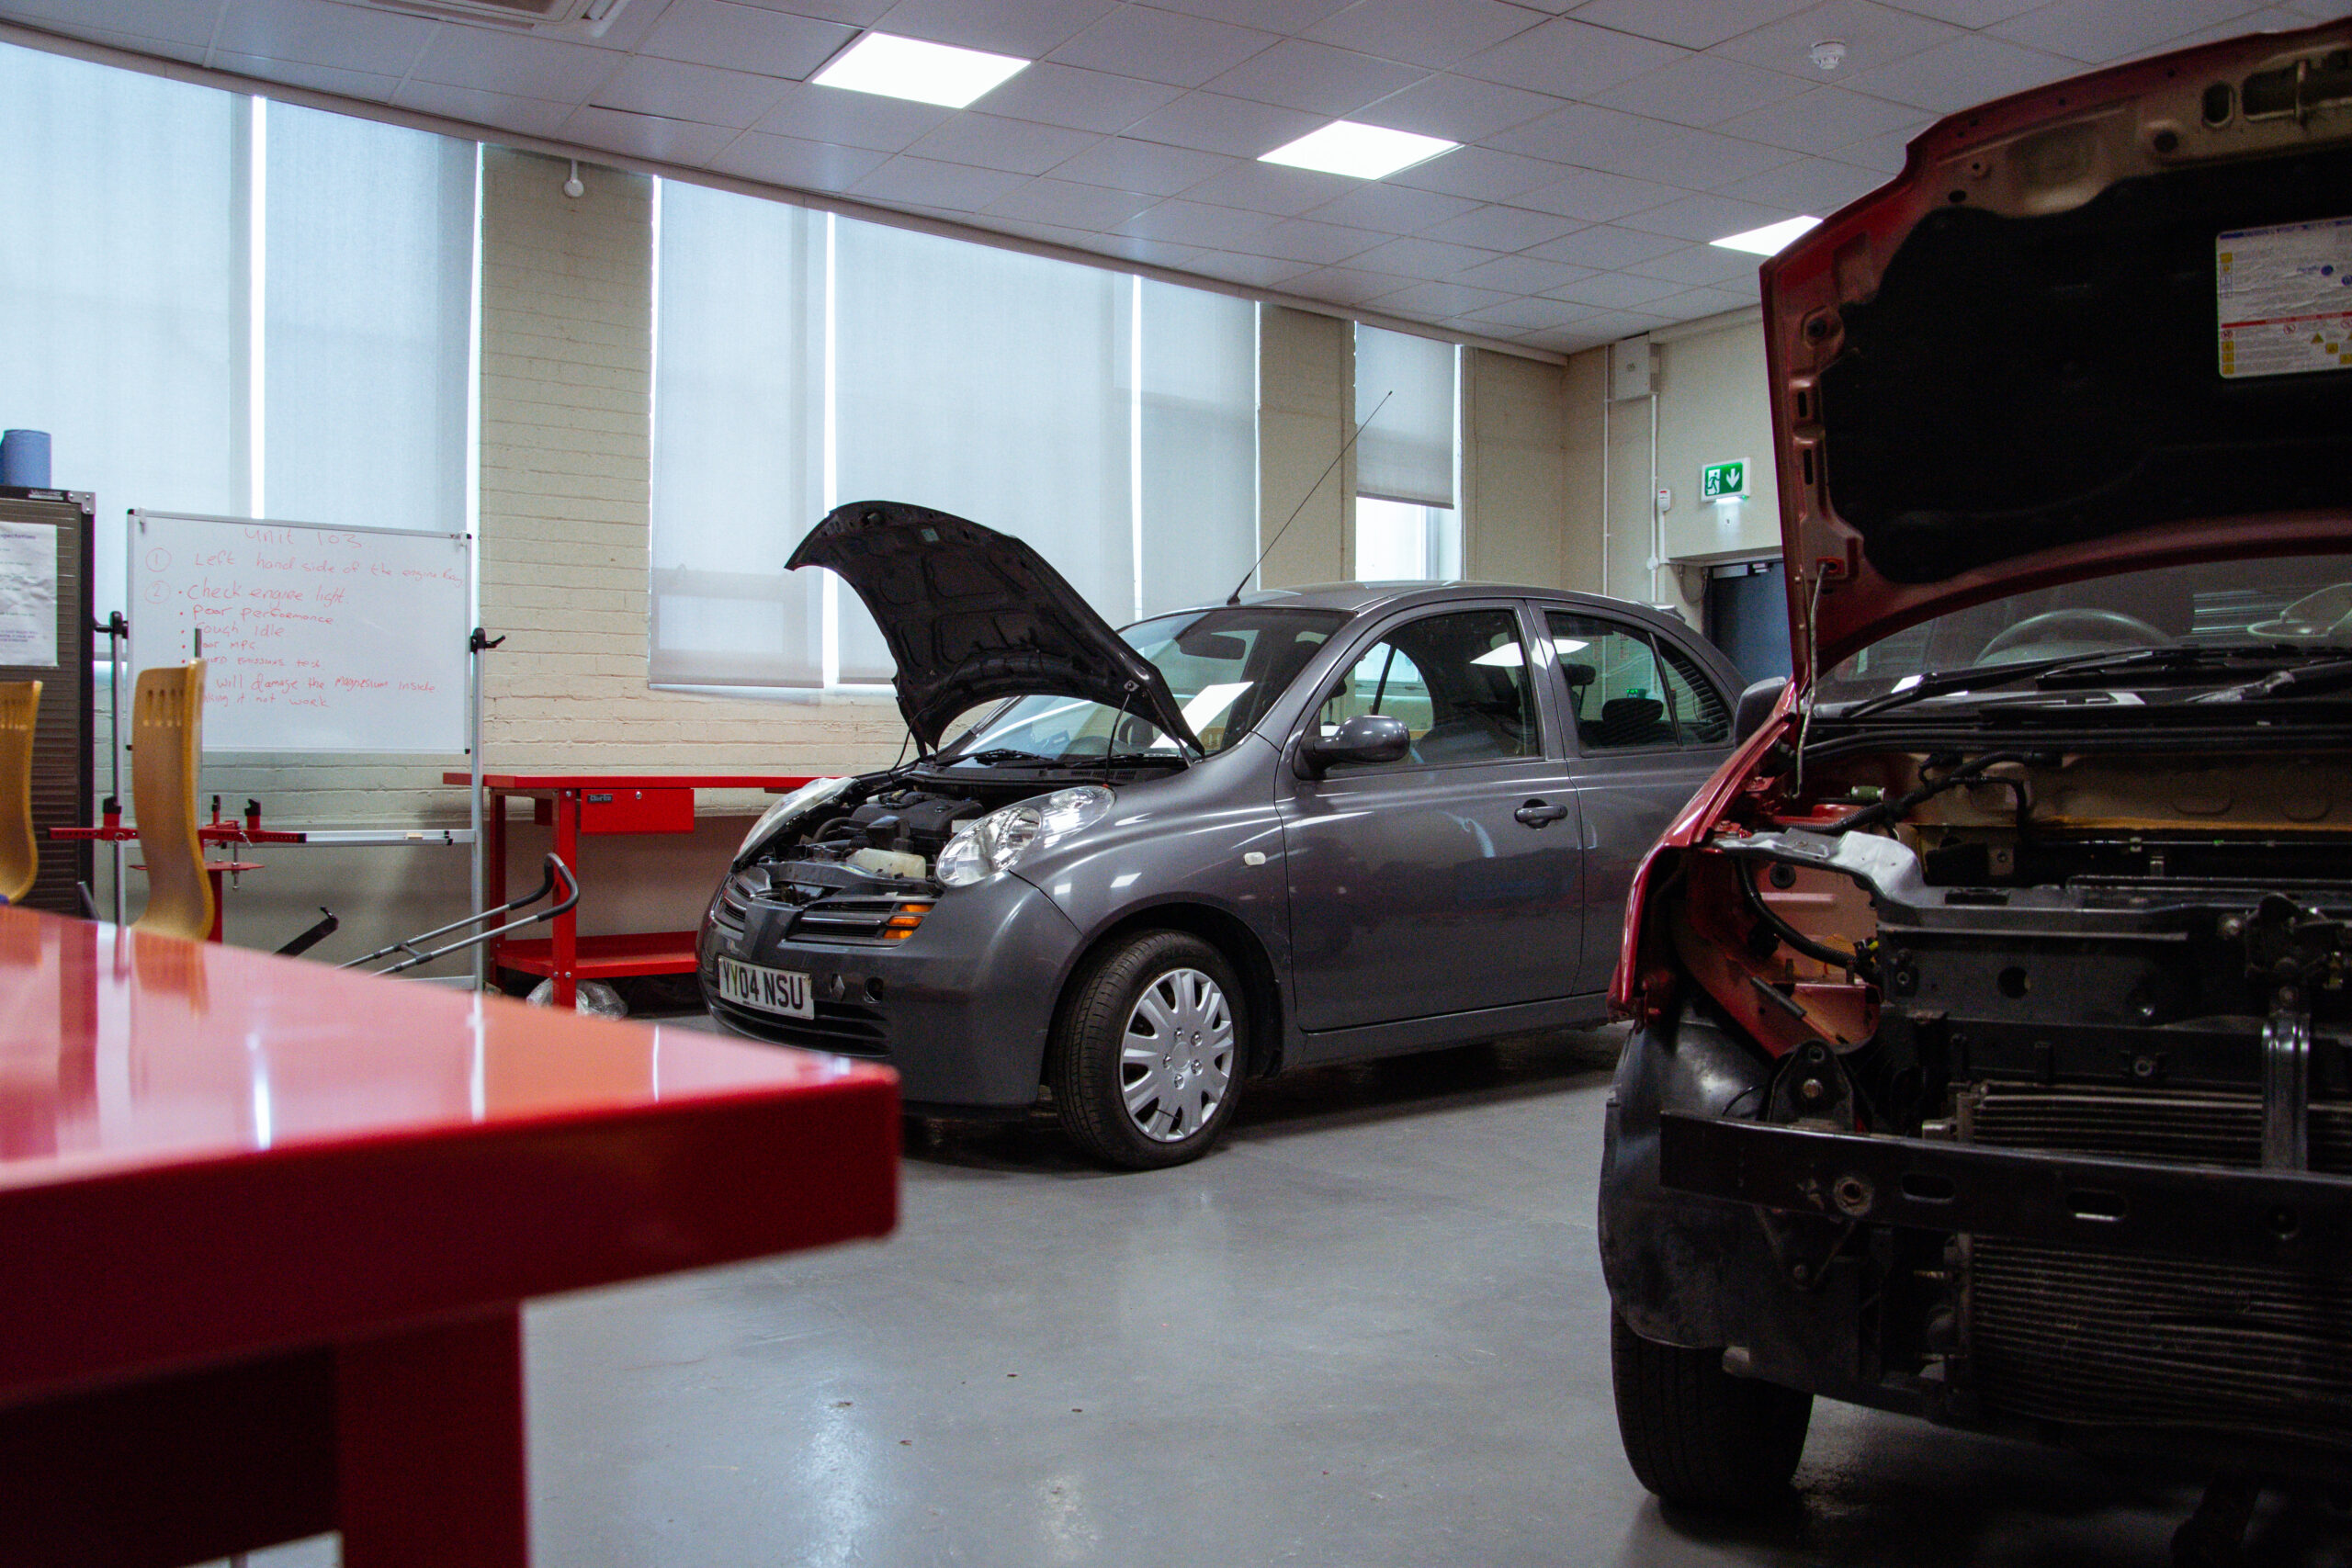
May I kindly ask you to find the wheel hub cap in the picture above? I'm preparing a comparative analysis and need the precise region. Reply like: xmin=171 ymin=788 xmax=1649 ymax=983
xmin=1118 ymin=967 xmax=1235 ymax=1143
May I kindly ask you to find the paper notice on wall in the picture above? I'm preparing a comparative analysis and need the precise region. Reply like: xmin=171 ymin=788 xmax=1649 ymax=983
xmin=2217 ymin=216 xmax=2352 ymax=379
xmin=0 ymin=522 xmax=58 ymax=668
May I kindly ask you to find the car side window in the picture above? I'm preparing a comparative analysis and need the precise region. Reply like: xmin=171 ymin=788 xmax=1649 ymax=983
xmin=1317 ymin=608 xmax=1540 ymax=767
xmin=1550 ymin=612 xmax=1679 ymax=750
xmin=1655 ymin=638 xmax=1731 ymax=745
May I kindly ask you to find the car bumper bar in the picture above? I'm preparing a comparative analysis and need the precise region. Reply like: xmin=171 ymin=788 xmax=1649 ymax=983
xmin=1658 ymin=1111 xmax=2352 ymax=1271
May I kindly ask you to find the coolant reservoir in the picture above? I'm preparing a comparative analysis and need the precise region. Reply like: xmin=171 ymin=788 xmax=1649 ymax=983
xmin=848 ymin=846 xmax=928 ymax=880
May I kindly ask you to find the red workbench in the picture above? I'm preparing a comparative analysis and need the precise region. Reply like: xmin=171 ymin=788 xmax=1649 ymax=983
xmin=448 ymin=773 xmax=815 ymax=1008
xmin=0 ymin=907 xmax=897 ymax=1567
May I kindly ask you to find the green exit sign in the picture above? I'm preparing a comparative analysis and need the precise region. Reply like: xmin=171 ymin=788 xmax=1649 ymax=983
xmin=1701 ymin=459 xmax=1748 ymax=500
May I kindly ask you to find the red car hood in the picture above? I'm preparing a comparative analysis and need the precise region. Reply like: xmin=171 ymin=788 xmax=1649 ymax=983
xmin=1764 ymin=21 xmax=2352 ymax=683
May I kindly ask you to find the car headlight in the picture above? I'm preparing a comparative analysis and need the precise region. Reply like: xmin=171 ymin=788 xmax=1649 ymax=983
xmin=737 ymin=775 xmax=855 ymax=860
xmin=936 ymin=785 xmax=1113 ymax=888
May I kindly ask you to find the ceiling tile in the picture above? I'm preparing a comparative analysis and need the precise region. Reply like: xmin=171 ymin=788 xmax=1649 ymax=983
xmin=394 ymin=79 xmax=581 ymax=136
xmin=561 ymin=104 xmax=739 ymax=163
xmin=1589 ymin=51 xmax=1815 ymax=127
xmin=1351 ymin=233 xmax=1505 ymax=276
xmin=0 ymin=0 xmax=219 ymax=47
xmin=1664 ymin=280 xmax=1766 ymax=314
xmin=1873 ymin=0 xmax=2046 ymax=21
xmin=1622 ymin=242 xmax=1767 ymax=284
xmin=728 ymin=0 xmax=889 ymax=22
xmin=1461 ymin=294 xmax=1596 ymax=331
xmin=1506 ymin=166 xmax=1683 ymax=222
xmin=1718 ymin=152 xmax=1883 ymax=210
xmin=1490 ymin=100 xmax=1672 ymax=163
xmin=1151 ymin=0 xmax=1355 ymax=30
xmin=1991 ymin=0 xmax=2274 ymax=63
xmin=871 ymin=0 xmax=1119 ymax=58
xmin=594 ymin=54 xmax=790 ymax=126
xmin=1369 ymin=277 xmax=1513 ymax=316
xmin=1566 ymin=0 xmax=1818 ymax=48
xmin=211 ymin=0 xmax=434 ymax=76
xmin=1710 ymin=1 xmax=1962 ymax=80
xmin=752 ymin=80 xmax=955 ymax=151
xmin=1526 ymin=308 xmax=1670 ymax=346
xmin=1453 ymin=252 xmax=1595 ymax=292
xmin=1089 ymin=231 xmax=1206 ymax=266
xmin=15 ymin=23 xmax=207 ymax=63
xmin=1543 ymin=269 xmax=1687 ymax=308
xmin=849 ymin=152 xmax=1032 ymax=209
xmin=981 ymin=174 xmax=1159 ymax=226
xmin=1115 ymin=197 xmax=1285 ymax=246
xmin=1203 ymin=38 xmax=1426 ymax=115
xmin=1617 ymin=190 xmax=1796 ymax=242
xmin=1457 ymin=17 xmax=1690 ymax=97
xmin=1527 ymin=222 xmax=1685 ymax=267
xmin=1177 ymin=160 xmax=1359 ymax=214
xmin=971 ymin=62 xmax=1182 ymax=133
xmin=1250 ymin=216 xmax=1387 ymax=263
xmin=904 ymin=111 xmax=1098 ymax=175
xmin=578 ymin=0 xmax=684 ymax=49
xmin=2151 ymin=7 xmax=2337 ymax=51
xmin=1185 ymin=249 xmax=1318 ymax=286
xmin=1306 ymin=180 xmax=1483 ymax=233
xmin=1348 ymin=72 xmax=1566 ymax=142
xmin=639 ymin=0 xmax=856 ymax=78
xmin=1840 ymin=31 xmax=2079 ymax=111
xmin=212 ymin=51 xmax=400 ymax=100
xmin=1122 ymin=90 xmax=1320 ymax=156
xmin=1279 ymin=265 xmax=1413 ymax=302
xmin=1634 ymin=130 xmax=1801 ymax=189
xmin=1710 ymin=84 xmax=1931 ymax=153
xmin=1046 ymin=6 xmax=1281 ymax=88
xmin=1419 ymin=203 xmax=1584 ymax=250
xmin=413 ymin=28 xmax=627 ymax=100
xmin=1050 ymin=135 xmax=1233 ymax=194
xmin=1387 ymin=145 xmax=1566 ymax=200
xmin=706 ymin=128 xmax=890 ymax=189
xmin=1306 ymin=0 xmax=1545 ymax=69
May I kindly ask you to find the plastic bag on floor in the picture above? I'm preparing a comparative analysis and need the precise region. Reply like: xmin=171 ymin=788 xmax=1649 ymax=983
xmin=525 ymin=978 xmax=628 ymax=1018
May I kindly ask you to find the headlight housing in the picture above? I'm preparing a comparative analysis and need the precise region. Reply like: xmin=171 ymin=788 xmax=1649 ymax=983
xmin=736 ymin=774 xmax=855 ymax=861
xmin=936 ymin=785 xmax=1113 ymax=888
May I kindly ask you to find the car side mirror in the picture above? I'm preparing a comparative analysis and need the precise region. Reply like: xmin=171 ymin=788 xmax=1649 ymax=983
xmin=1295 ymin=714 xmax=1410 ymax=780
xmin=1734 ymin=676 xmax=1789 ymax=744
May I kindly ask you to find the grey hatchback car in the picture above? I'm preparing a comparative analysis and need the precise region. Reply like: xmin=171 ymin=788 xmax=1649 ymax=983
xmin=700 ymin=501 xmax=1741 ymax=1167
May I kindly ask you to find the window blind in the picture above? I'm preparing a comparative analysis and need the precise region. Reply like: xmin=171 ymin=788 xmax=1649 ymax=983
xmin=1354 ymin=325 xmax=1456 ymax=510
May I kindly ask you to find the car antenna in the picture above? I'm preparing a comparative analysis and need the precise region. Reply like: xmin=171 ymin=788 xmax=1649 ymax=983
xmin=1225 ymin=390 xmax=1390 ymax=605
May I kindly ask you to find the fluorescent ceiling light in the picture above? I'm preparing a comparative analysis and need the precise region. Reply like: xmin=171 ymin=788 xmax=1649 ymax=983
xmin=812 ymin=31 xmax=1030 ymax=108
xmin=1261 ymin=120 xmax=1458 ymax=180
xmin=1710 ymin=216 xmax=1822 ymax=255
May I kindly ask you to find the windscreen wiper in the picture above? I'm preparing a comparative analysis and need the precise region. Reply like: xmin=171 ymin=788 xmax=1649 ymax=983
xmin=2197 ymin=656 xmax=2352 ymax=703
xmin=1835 ymin=647 xmax=2188 ymax=721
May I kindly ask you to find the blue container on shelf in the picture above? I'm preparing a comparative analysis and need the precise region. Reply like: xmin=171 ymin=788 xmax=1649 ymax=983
xmin=0 ymin=430 xmax=51 ymax=489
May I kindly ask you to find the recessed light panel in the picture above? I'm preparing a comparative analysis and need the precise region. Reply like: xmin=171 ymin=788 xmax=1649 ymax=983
xmin=1710 ymin=216 xmax=1822 ymax=255
xmin=1260 ymin=120 xmax=1459 ymax=181
xmin=811 ymin=31 xmax=1030 ymax=109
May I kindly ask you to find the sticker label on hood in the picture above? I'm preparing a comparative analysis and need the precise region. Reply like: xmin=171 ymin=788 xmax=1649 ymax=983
xmin=2217 ymin=217 xmax=2352 ymax=379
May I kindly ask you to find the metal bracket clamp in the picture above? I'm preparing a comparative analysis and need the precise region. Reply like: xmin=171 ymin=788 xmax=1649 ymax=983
xmin=2263 ymin=985 xmax=2312 ymax=1172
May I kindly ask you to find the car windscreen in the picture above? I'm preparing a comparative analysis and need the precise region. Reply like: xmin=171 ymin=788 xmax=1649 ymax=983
xmin=935 ymin=607 xmax=1349 ymax=764
xmin=1817 ymin=552 xmax=2352 ymax=703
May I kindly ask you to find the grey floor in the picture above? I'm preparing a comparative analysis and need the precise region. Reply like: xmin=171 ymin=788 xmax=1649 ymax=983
xmin=484 ymin=1021 xmax=2346 ymax=1568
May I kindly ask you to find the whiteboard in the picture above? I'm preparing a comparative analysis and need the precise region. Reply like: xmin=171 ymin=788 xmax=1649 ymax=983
xmin=130 ymin=511 xmax=470 ymax=754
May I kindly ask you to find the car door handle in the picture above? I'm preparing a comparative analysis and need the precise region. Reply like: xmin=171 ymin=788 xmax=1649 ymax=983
xmin=1514 ymin=800 xmax=1570 ymax=829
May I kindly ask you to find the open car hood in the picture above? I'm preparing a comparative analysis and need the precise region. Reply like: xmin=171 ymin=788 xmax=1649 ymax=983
xmin=789 ymin=501 xmax=1199 ymax=755
xmin=1765 ymin=20 xmax=2352 ymax=682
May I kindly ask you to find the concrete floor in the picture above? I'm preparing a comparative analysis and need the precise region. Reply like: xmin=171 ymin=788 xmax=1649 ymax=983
xmin=482 ymin=1021 xmax=2344 ymax=1568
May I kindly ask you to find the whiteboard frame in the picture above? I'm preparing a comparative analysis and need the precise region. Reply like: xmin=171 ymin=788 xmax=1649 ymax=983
xmin=128 ymin=509 xmax=475 ymax=756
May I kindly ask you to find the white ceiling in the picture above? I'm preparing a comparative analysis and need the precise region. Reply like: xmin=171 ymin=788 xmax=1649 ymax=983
xmin=6 ymin=0 xmax=2347 ymax=355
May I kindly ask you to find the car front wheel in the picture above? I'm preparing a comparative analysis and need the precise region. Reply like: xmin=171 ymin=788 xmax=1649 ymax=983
xmin=1611 ymin=1311 xmax=1812 ymax=1513
xmin=1051 ymin=931 xmax=1243 ymax=1169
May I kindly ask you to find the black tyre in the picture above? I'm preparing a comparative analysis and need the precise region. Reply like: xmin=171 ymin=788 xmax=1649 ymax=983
xmin=1610 ymin=1311 xmax=1812 ymax=1513
xmin=1051 ymin=931 xmax=1244 ymax=1169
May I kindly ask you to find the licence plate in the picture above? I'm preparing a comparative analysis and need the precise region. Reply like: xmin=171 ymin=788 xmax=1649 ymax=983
xmin=717 ymin=957 xmax=814 ymax=1019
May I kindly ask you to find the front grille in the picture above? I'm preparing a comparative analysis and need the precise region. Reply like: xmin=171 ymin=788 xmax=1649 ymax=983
xmin=1962 ymin=1082 xmax=2352 ymax=1447
xmin=787 ymin=896 xmax=925 ymax=943
xmin=710 ymin=996 xmax=888 ymax=1055
xmin=1972 ymin=1241 xmax=2352 ymax=1450
xmin=1964 ymin=1086 xmax=2352 ymax=1174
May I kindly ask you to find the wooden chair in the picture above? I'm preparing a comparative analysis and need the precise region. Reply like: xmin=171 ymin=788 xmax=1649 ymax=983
xmin=0 ymin=680 xmax=38 ymax=905
xmin=130 ymin=662 xmax=213 ymax=942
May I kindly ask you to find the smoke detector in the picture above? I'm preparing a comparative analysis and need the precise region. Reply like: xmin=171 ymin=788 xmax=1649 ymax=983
xmin=354 ymin=0 xmax=632 ymax=38
xmin=1810 ymin=39 xmax=1848 ymax=71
